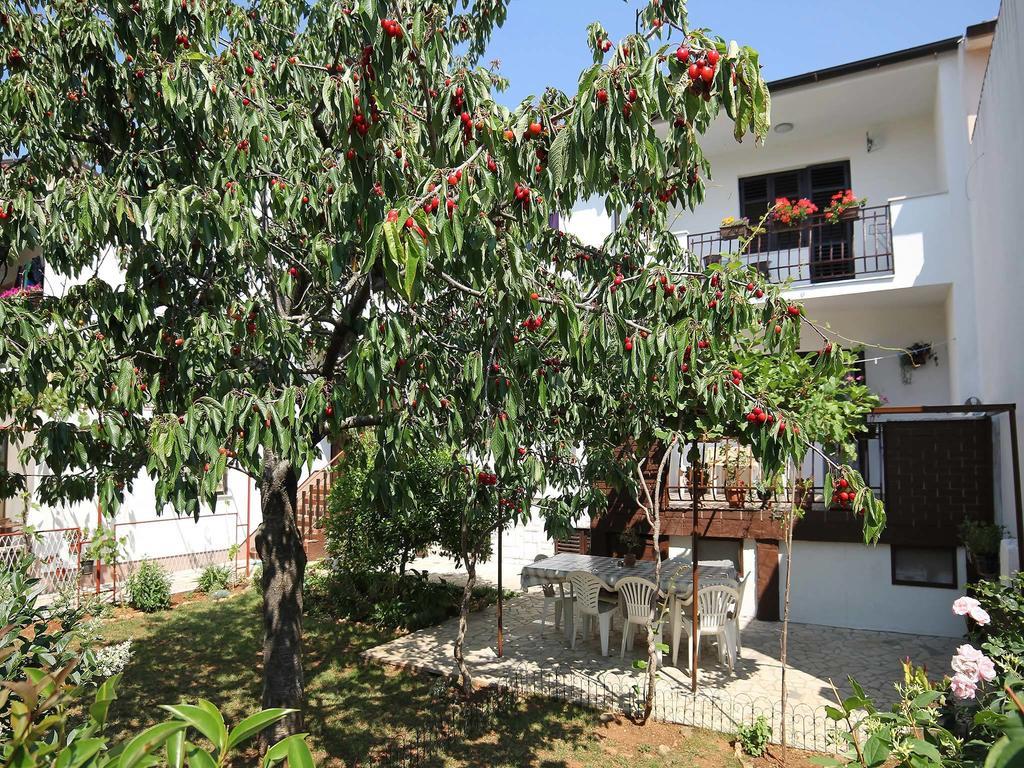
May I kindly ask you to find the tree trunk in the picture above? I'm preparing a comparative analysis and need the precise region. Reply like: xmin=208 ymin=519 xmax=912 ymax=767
xmin=643 ymin=507 xmax=661 ymax=722
xmin=642 ymin=436 xmax=676 ymax=723
xmin=454 ymin=552 xmax=477 ymax=697
xmin=780 ymin=499 xmax=797 ymax=760
xmin=254 ymin=453 xmax=307 ymax=745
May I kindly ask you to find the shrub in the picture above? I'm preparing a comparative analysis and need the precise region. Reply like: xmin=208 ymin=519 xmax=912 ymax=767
xmin=196 ymin=563 xmax=233 ymax=593
xmin=323 ymin=432 xmax=476 ymax=575
xmin=0 ymin=558 xmax=129 ymax=742
xmin=1 ymin=669 xmax=315 ymax=766
xmin=736 ymin=715 xmax=772 ymax=757
xmin=304 ymin=561 xmax=507 ymax=632
xmin=91 ymin=640 xmax=134 ymax=678
xmin=824 ymin=588 xmax=1024 ymax=768
xmin=125 ymin=560 xmax=172 ymax=612
xmin=969 ymin=573 xmax=1024 ymax=676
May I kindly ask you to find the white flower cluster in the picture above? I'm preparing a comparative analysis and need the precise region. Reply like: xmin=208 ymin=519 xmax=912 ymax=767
xmin=92 ymin=640 xmax=134 ymax=678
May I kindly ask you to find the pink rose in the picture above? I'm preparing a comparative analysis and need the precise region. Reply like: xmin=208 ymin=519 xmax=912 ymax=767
xmin=949 ymin=673 xmax=978 ymax=700
xmin=952 ymin=596 xmax=992 ymax=626
xmin=952 ymin=596 xmax=981 ymax=616
xmin=951 ymin=644 xmax=985 ymax=681
xmin=977 ymin=655 xmax=997 ymax=682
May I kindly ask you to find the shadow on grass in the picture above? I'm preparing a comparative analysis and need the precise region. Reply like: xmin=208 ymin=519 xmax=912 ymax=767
xmin=100 ymin=590 xmax=600 ymax=767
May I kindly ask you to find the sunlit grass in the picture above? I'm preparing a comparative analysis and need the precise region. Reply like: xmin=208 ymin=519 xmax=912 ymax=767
xmin=100 ymin=590 xmax=780 ymax=767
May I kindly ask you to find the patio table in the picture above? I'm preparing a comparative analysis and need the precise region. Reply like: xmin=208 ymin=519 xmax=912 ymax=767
xmin=521 ymin=552 xmax=736 ymax=599
xmin=521 ymin=553 xmax=738 ymax=651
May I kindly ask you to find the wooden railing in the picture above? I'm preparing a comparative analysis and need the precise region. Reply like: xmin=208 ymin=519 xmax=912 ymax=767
xmin=684 ymin=204 xmax=894 ymax=285
xmin=295 ymin=454 xmax=343 ymax=554
xmin=667 ymin=431 xmax=883 ymax=517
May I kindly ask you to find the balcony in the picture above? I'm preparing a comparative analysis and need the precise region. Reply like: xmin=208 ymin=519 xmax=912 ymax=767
xmin=664 ymin=408 xmax=1004 ymax=549
xmin=683 ymin=204 xmax=894 ymax=286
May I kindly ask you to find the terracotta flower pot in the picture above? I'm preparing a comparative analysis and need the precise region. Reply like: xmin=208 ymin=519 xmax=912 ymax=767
xmin=838 ymin=207 xmax=861 ymax=222
xmin=726 ymin=486 xmax=746 ymax=509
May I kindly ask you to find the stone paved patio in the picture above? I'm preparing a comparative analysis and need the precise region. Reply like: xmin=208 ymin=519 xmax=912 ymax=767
xmin=365 ymin=561 xmax=958 ymax=750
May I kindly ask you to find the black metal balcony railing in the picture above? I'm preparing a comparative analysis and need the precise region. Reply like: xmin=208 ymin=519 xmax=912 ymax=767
xmin=685 ymin=204 xmax=894 ymax=285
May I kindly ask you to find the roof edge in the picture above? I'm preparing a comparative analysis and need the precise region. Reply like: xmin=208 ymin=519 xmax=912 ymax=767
xmin=767 ymin=35 xmax=964 ymax=94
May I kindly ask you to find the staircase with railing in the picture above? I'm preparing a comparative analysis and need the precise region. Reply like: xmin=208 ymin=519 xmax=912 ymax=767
xmin=293 ymin=456 xmax=343 ymax=559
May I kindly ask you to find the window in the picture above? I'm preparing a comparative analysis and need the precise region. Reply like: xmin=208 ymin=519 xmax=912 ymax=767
xmin=739 ymin=161 xmax=855 ymax=282
xmin=891 ymin=546 xmax=957 ymax=588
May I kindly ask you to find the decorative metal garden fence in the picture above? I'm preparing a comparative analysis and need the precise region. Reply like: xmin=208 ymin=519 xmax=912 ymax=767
xmin=0 ymin=526 xmax=83 ymax=600
xmin=371 ymin=665 xmax=845 ymax=767
xmin=500 ymin=664 xmax=843 ymax=754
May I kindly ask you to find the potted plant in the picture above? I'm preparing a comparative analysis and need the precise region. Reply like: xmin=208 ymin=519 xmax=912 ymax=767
xmin=720 ymin=443 xmax=751 ymax=508
xmin=824 ymin=189 xmax=866 ymax=223
xmin=719 ymin=215 xmax=752 ymax=241
xmin=771 ymin=197 xmax=818 ymax=229
xmin=959 ymin=519 xmax=1004 ymax=578
xmin=899 ymin=341 xmax=936 ymax=385
xmin=687 ymin=461 xmax=709 ymax=500
xmin=619 ymin=526 xmax=641 ymax=567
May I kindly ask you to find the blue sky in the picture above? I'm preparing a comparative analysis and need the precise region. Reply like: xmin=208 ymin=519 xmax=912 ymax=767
xmin=482 ymin=0 xmax=1001 ymax=106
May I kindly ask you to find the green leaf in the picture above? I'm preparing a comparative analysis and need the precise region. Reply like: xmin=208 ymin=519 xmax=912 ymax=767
xmin=548 ymin=128 xmax=571 ymax=187
xmin=824 ymin=705 xmax=846 ymax=721
xmin=862 ymin=734 xmax=890 ymax=767
xmin=404 ymin=250 xmax=419 ymax=301
xmin=159 ymin=702 xmax=227 ymax=755
xmin=165 ymin=730 xmax=185 ymax=768
xmin=263 ymin=734 xmax=314 ymax=768
xmin=984 ymin=735 xmax=1024 ymax=768
xmin=908 ymin=738 xmax=943 ymax=763
xmin=182 ymin=742 xmax=217 ymax=768
xmin=54 ymin=738 xmax=106 ymax=768
xmin=226 ymin=709 xmax=294 ymax=752
xmin=116 ymin=721 xmax=187 ymax=768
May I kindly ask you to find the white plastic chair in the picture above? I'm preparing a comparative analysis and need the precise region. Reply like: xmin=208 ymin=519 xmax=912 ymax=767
xmin=533 ymin=554 xmax=568 ymax=632
xmin=730 ymin=572 xmax=750 ymax=656
xmin=566 ymin=571 xmax=617 ymax=656
xmin=676 ymin=585 xmax=740 ymax=672
xmin=616 ymin=576 xmax=663 ymax=660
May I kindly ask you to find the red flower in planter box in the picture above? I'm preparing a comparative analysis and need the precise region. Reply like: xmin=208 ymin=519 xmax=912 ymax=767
xmin=771 ymin=197 xmax=817 ymax=226
xmin=824 ymin=189 xmax=866 ymax=221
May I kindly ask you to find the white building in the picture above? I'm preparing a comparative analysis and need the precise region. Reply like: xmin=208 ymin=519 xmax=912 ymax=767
xmin=2 ymin=11 xmax=1021 ymax=635
xmin=517 ymin=11 xmax=1023 ymax=639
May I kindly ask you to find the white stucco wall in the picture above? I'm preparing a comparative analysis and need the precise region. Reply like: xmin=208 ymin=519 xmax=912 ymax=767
xmin=677 ymin=110 xmax=943 ymax=239
xmin=781 ymin=540 xmax=967 ymax=637
xmin=797 ymin=297 xmax=953 ymax=407
xmin=968 ymin=0 xmax=1024 ymax=564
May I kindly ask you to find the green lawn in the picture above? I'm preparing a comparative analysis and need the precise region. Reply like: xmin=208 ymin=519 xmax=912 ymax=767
xmin=98 ymin=589 xmax=775 ymax=767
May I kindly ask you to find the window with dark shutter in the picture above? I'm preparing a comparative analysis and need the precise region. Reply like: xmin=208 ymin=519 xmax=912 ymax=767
xmin=738 ymin=161 xmax=853 ymax=281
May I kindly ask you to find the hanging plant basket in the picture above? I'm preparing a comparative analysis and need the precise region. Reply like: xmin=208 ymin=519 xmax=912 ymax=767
xmin=719 ymin=222 xmax=753 ymax=240
xmin=900 ymin=342 xmax=936 ymax=384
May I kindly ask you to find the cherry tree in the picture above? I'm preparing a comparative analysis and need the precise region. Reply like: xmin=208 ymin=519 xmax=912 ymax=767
xmin=0 ymin=0 xmax=884 ymax=740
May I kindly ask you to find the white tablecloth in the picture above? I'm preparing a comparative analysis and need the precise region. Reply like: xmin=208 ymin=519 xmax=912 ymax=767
xmin=521 ymin=553 xmax=737 ymax=601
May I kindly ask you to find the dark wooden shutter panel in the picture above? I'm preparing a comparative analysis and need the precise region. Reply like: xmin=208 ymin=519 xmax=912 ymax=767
xmin=808 ymin=162 xmax=850 ymax=210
